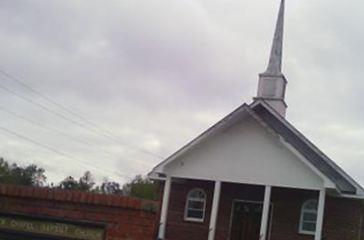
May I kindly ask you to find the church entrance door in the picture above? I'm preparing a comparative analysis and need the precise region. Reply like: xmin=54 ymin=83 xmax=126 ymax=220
xmin=229 ymin=201 xmax=263 ymax=240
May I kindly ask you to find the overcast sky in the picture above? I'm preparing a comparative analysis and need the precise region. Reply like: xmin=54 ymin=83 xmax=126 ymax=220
xmin=0 ymin=0 xmax=363 ymax=185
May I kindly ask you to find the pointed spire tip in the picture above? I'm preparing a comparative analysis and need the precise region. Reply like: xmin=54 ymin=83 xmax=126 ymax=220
xmin=264 ymin=0 xmax=285 ymax=75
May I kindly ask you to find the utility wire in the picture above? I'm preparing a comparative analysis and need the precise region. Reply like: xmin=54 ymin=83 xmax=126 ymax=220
xmin=0 ymin=83 xmax=102 ymax=134
xmin=0 ymin=105 xmax=151 ymax=167
xmin=0 ymin=105 xmax=122 ymax=159
xmin=0 ymin=83 xmax=160 ymax=165
xmin=0 ymin=125 xmax=129 ymax=179
xmin=0 ymin=69 xmax=163 ymax=159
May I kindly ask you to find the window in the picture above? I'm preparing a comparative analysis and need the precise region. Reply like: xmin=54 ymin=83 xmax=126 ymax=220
xmin=299 ymin=199 xmax=318 ymax=235
xmin=184 ymin=189 xmax=206 ymax=222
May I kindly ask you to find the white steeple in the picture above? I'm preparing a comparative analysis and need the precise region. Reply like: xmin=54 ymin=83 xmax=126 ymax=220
xmin=255 ymin=0 xmax=288 ymax=117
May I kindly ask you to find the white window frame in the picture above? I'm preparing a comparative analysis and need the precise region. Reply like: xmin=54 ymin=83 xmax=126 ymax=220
xmin=184 ymin=188 xmax=207 ymax=223
xmin=299 ymin=199 xmax=318 ymax=235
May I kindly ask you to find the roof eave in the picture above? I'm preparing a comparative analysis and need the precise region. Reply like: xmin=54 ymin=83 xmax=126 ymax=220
xmin=251 ymin=99 xmax=363 ymax=195
xmin=149 ymin=103 xmax=252 ymax=176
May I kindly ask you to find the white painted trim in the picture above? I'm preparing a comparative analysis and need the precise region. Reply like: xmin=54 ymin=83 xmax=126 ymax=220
xmin=298 ymin=199 xmax=318 ymax=235
xmin=247 ymin=106 xmax=335 ymax=189
xmin=315 ymin=189 xmax=326 ymax=240
xmin=169 ymin=174 xmax=324 ymax=191
xmin=184 ymin=188 xmax=207 ymax=223
xmin=251 ymin=100 xmax=364 ymax=195
xmin=339 ymin=194 xmax=364 ymax=199
xmin=149 ymin=105 xmax=251 ymax=173
xmin=151 ymin=100 xmax=362 ymax=197
xmin=208 ymin=181 xmax=221 ymax=240
xmin=277 ymin=137 xmax=335 ymax=189
xmin=158 ymin=177 xmax=172 ymax=239
xmin=260 ymin=185 xmax=272 ymax=240
xmin=357 ymin=210 xmax=363 ymax=240
xmin=184 ymin=217 xmax=204 ymax=223
xmin=148 ymin=171 xmax=166 ymax=181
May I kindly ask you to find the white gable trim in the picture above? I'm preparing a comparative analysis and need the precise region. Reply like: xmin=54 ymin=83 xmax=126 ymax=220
xmin=167 ymin=174 xmax=324 ymax=192
xmin=150 ymin=104 xmax=333 ymax=188
xmin=150 ymin=101 xmax=363 ymax=197
xmin=245 ymin=106 xmax=336 ymax=189
xmin=151 ymin=106 xmax=331 ymax=190
xmin=150 ymin=104 xmax=251 ymax=174
xmin=251 ymin=100 xmax=364 ymax=196
xmin=278 ymin=137 xmax=335 ymax=189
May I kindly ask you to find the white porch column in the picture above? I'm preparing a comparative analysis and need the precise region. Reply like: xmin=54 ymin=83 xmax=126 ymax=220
xmin=260 ymin=185 xmax=272 ymax=240
xmin=315 ymin=189 xmax=326 ymax=240
xmin=208 ymin=180 xmax=222 ymax=240
xmin=158 ymin=177 xmax=172 ymax=240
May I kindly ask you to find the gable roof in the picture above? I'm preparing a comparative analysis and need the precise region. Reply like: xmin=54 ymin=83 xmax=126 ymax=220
xmin=251 ymin=101 xmax=362 ymax=195
xmin=150 ymin=100 xmax=363 ymax=196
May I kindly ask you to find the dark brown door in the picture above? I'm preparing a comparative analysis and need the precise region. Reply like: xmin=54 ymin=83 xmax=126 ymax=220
xmin=230 ymin=201 xmax=263 ymax=240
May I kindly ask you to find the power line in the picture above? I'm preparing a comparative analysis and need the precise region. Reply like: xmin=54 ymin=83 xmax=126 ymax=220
xmin=0 ymin=125 xmax=129 ymax=179
xmin=0 ymin=69 xmax=163 ymax=159
xmin=0 ymin=82 xmax=161 ymax=164
xmin=0 ymin=83 xmax=100 ymax=132
xmin=0 ymin=105 xmax=123 ymax=159
xmin=0 ymin=105 xmax=151 ymax=167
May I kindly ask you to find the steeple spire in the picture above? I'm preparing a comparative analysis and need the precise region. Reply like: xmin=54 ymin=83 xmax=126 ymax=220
xmin=255 ymin=0 xmax=288 ymax=117
xmin=266 ymin=0 xmax=284 ymax=74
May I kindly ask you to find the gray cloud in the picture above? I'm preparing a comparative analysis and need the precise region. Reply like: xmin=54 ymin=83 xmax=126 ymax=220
xmin=0 ymin=0 xmax=363 ymax=185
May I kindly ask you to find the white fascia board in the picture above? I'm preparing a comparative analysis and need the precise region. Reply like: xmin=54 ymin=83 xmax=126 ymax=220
xmin=150 ymin=99 xmax=362 ymax=197
xmin=278 ymin=137 xmax=335 ymax=189
xmin=147 ymin=171 xmax=166 ymax=181
xmin=149 ymin=104 xmax=251 ymax=176
xmin=250 ymin=100 xmax=364 ymax=196
xmin=246 ymin=106 xmax=335 ymax=189
xmin=339 ymin=194 xmax=364 ymax=200
xmin=168 ymin=174 xmax=324 ymax=191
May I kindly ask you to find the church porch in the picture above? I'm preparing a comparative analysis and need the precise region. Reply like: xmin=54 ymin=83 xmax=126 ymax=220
xmin=158 ymin=178 xmax=362 ymax=240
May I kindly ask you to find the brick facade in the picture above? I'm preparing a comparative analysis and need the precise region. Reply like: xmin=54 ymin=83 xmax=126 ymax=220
xmin=163 ymin=179 xmax=364 ymax=240
xmin=165 ymin=179 xmax=214 ymax=240
xmin=0 ymin=184 xmax=159 ymax=240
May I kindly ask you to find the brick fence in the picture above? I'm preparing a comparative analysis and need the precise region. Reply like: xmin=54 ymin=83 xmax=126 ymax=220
xmin=0 ymin=184 xmax=159 ymax=240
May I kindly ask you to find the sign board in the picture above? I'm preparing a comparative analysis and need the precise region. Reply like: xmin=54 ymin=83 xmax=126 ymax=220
xmin=0 ymin=215 xmax=104 ymax=240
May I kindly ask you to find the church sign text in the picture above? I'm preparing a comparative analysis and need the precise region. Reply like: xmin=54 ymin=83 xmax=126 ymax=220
xmin=0 ymin=216 xmax=104 ymax=240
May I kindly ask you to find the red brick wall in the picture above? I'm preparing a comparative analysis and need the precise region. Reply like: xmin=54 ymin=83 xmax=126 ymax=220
xmin=164 ymin=180 xmax=265 ymax=240
xmin=0 ymin=184 xmax=159 ymax=240
xmin=269 ymin=187 xmax=317 ymax=240
xmin=165 ymin=179 xmax=214 ymax=240
xmin=163 ymin=179 xmax=364 ymax=240
xmin=324 ymin=196 xmax=363 ymax=240
xmin=270 ymin=187 xmax=363 ymax=240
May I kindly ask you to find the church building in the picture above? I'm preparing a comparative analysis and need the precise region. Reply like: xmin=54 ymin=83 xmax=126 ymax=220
xmin=149 ymin=1 xmax=364 ymax=240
